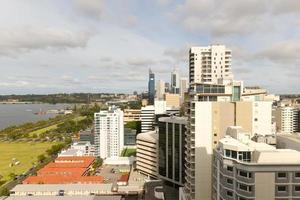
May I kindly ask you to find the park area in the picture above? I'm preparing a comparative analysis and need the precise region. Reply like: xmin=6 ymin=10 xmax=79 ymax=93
xmin=0 ymin=142 xmax=54 ymax=183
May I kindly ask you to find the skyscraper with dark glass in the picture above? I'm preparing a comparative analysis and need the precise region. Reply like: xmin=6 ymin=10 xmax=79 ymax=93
xmin=158 ymin=116 xmax=187 ymax=188
xmin=148 ymin=69 xmax=155 ymax=105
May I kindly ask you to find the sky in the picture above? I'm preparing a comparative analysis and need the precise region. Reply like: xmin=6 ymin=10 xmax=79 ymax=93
xmin=0 ymin=0 xmax=299 ymax=94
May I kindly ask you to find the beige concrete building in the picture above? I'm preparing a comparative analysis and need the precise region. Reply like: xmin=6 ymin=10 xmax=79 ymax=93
xmin=213 ymin=127 xmax=300 ymax=200
xmin=165 ymin=93 xmax=180 ymax=108
xmin=181 ymin=101 xmax=273 ymax=200
xmin=123 ymin=109 xmax=141 ymax=123
xmin=136 ymin=131 xmax=158 ymax=178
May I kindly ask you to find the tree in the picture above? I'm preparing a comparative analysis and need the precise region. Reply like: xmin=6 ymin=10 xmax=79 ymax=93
xmin=0 ymin=186 xmax=9 ymax=196
xmin=37 ymin=154 xmax=46 ymax=163
xmin=92 ymin=158 xmax=103 ymax=169
xmin=8 ymin=173 xmax=16 ymax=180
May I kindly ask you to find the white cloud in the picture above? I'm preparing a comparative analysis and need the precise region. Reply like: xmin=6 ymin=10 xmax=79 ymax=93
xmin=72 ymin=0 xmax=105 ymax=20
xmin=0 ymin=27 xmax=91 ymax=56
xmin=170 ymin=0 xmax=300 ymax=37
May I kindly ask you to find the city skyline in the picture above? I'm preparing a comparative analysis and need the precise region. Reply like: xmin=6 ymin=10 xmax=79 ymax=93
xmin=0 ymin=0 xmax=299 ymax=94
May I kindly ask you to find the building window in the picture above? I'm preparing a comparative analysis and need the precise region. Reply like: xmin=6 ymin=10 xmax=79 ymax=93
xmin=277 ymin=172 xmax=287 ymax=178
xmin=227 ymin=166 xmax=233 ymax=172
xmin=295 ymin=172 xmax=300 ymax=178
xmin=295 ymin=186 xmax=300 ymax=191
xmin=277 ymin=185 xmax=287 ymax=192
xmin=227 ymin=178 xmax=233 ymax=185
xmin=239 ymin=184 xmax=248 ymax=191
xmin=227 ymin=191 xmax=233 ymax=197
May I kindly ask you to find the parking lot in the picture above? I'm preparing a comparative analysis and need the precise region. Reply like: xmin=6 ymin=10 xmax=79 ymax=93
xmin=96 ymin=165 xmax=131 ymax=184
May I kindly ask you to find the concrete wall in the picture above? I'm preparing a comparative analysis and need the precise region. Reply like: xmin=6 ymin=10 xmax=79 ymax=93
xmin=236 ymin=102 xmax=253 ymax=134
xmin=255 ymin=172 xmax=275 ymax=200
xmin=195 ymin=102 xmax=213 ymax=200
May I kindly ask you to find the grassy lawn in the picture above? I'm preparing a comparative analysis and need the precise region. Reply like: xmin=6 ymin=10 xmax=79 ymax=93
xmin=73 ymin=115 xmax=86 ymax=122
xmin=0 ymin=142 xmax=54 ymax=183
xmin=29 ymin=124 xmax=59 ymax=136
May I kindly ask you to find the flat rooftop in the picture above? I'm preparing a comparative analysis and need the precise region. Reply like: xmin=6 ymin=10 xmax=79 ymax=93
xmin=23 ymin=175 xmax=104 ymax=184
xmin=11 ymin=184 xmax=113 ymax=192
xmin=2 ymin=196 xmax=121 ymax=200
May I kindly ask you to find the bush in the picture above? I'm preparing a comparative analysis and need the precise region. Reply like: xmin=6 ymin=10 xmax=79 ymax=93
xmin=0 ymin=186 xmax=9 ymax=196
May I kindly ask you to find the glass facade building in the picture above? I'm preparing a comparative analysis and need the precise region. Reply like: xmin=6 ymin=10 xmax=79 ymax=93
xmin=148 ymin=69 xmax=155 ymax=105
xmin=158 ymin=117 xmax=187 ymax=187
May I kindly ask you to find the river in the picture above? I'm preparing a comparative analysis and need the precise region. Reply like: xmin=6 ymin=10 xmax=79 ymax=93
xmin=0 ymin=103 xmax=72 ymax=130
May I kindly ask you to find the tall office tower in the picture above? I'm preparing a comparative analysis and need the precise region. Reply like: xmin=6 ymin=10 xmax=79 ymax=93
xmin=136 ymin=130 xmax=158 ymax=178
xmin=158 ymin=116 xmax=187 ymax=187
xmin=156 ymin=80 xmax=165 ymax=100
xmin=165 ymin=82 xmax=170 ymax=93
xmin=181 ymin=101 xmax=273 ymax=200
xmin=213 ymin=126 xmax=300 ymax=200
xmin=94 ymin=106 xmax=124 ymax=158
xmin=189 ymin=44 xmax=233 ymax=84
xmin=171 ymin=68 xmax=180 ymax=94
xmin=180 ymin=77 xmax=188 ymax=99
xmin=148 ymin=69 xmax=155 ymax=105
xmin=275 ymin=106 xmax=300 ymax=134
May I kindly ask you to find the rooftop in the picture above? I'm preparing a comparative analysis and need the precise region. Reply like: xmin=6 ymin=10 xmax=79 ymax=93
xmin=219 ymin=127 xmax=300 ymax=165
xmin=136 ymin=131 xmax=157 ymax=143
xmin=159 ymin=116 xmax=187 ymax=124
xmin=37 ymin=167 xmax=87 ymax=176
xmin=2 ymin=197 xmax=121 ymax=200
xmin=23 ymin=175 xmax=104 ymax=184
xmin=11 ymin=184 xmax=113 ymax=192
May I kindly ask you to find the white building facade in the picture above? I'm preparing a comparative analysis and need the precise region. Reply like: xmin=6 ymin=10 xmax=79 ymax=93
xmin=94 ymin=107 xmax=124 ymax=158
xmin=189 ymin=45 xmax=233 ymax=84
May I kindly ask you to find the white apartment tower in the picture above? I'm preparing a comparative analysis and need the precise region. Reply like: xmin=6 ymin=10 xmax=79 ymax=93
xmin=94 ymin=107 xmax=124 ymax=158
xmin=275 ymin=106 xmax=299 ymax=134
xmin=189 ymin=45 xmax=233 ymax=84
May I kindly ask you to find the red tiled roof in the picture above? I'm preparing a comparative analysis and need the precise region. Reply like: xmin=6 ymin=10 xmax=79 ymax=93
xmin=55 ymin=156 xmax=95 ymax=163
xmin=118 ymin=174 xmax=129 ymax=182
xmin=23 ymin=175 xmax=104 ymax=184
xmin=37 ymin=167 xmax=87 ymax=176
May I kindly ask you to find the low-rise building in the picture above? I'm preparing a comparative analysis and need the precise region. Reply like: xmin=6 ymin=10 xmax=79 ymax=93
xmin=124 ymin=109 xmax=141 ymax=123
xmin=165 ymin=93 xmax=180 ymax=108
xmin=1 ymin=196 xmax=122 ymax=200
xmin=136 ymin=131 xmax=158 ymax=178
xmin=10 ymin=184 xmax=114 ymax=196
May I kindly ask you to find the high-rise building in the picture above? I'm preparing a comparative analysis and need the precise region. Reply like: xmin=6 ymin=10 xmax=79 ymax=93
xmin=148 ymin=69 xmax=155 ymax=105
xmin=181 ymin=101 xmax=273 ymax=200
xmin=94 ymin=107 xmax=124 ymax=158
xmin=165 ymin=82 xmax=170 ymax=93
xmin=275 ymin=106 xmax=299 ymax=134
xmin=180 ymin=77 xmax=188 ymax=99
xmin=156 ymin=80 xmax=165 ymax=100
xmin=189 ymin=45 xmax=233 ymax=84
xmin=136 ymin=130 xmax=158 ymax=178
xmin=171 ymin=69 xmax=180 ymax=94
xmin=213 ymin=126 xmax=300 ymax=200
xmin=158 ymin=116 xmax=187 ymax=187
